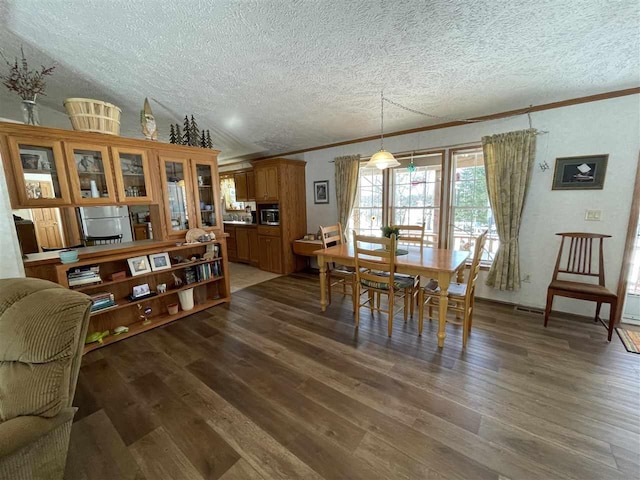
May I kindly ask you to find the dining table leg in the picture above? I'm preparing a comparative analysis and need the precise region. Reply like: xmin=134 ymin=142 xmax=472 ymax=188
xmin=318 ymin=254 xmax=328 ymax=312
xmin=437 ymin=271 xmax=450 ymax=348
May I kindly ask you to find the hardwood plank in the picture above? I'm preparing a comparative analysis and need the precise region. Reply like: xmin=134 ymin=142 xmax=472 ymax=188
xmin=129 ymin=427 xmax=203 ymax=480
xmin=65 ymin=409 xmax=145 ymax=480
xmin=218 ymin=459 xmax=265 ymax=480
xmin=131 ymin=373 xmax=240 ymax=480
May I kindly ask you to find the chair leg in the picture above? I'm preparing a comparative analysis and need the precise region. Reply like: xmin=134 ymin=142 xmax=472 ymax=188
xmin=403 ymin=291 xmax=408 ymax=322
xmin=354 ymin=283 xmax=360 ymax=328
xmin=468 ymin=295 xmax=475 ymax=332
xmin=418 ymin=289 xmax=424 ymax=336
xmin=462 ymin=308 xmax=470 ymax=348
xmin=595 ymin=302 xmax=602 ymax=323
xmin=428 ymin=303 xmax=433 ymax=320
xmin=544 ymin=291 xmax=554 ymax=327
xmin=388 ymin=291 xmax=394 ymax=337
xmin=409 ymin=287 xmax=415 ymax=318
xmin=368 ymin=290 xmax=374 ymax=315
xmin=376 ymin=292 xmax=381 ymax=309
xmin=327 ymin=271 xmax=332 ymax=305
xmin=352 ymin=278 xmax=357 ymax=313
xmin=607 ymin=299 xmax=617 ymax=341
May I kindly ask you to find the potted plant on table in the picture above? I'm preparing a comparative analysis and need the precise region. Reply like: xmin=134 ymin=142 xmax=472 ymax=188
xmin=0 ymin=46 xmax=55 ymax=126
xmin=381 ymin=226 xmax=400 ymax=239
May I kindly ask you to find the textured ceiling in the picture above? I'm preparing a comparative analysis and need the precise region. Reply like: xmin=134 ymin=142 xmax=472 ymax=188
xmin=0 ymin=0 xmax=638 ymax=162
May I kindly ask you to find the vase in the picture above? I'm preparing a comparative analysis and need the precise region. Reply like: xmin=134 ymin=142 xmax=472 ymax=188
xmin=21 ymin=100 xmax=40 ymax=126
xmin=177 ymin=288 xmax=194 ymax=311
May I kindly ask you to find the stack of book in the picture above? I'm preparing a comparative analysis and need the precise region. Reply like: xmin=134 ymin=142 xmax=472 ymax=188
xmin=68 ymin=265 xmax=102 ymax=288
xmin=184 ymin=259 xmax=223 ymax=285
xmin=89 ymin=292 xmax=116 ymax=312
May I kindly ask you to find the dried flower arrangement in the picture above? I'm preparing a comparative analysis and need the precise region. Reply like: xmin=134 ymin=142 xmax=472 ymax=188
xmin=0 ymin=46 xmax=55 ymax=101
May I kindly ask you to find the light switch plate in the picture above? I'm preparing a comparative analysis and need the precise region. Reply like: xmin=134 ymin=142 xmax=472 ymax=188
xmin=585 ymin=209 xmax=602 ymax=221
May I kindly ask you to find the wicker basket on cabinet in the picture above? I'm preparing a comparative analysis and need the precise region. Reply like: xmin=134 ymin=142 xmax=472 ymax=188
xmin=63 ymin=98 xmax=122 ymax=135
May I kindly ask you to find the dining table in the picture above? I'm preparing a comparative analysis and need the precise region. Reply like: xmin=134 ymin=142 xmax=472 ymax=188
xmin=314 ymin=243 xmax=470 ymax=347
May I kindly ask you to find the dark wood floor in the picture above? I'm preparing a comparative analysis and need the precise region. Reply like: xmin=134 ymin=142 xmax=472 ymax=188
xmin=66 ymin=273 xmax=640 ymax=480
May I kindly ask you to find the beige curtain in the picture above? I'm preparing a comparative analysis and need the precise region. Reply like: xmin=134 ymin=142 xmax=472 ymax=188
xmin=334 ymin=155 xmax=360 ymax=239
xmin=482 ymin=129 xmax=536 ymax=291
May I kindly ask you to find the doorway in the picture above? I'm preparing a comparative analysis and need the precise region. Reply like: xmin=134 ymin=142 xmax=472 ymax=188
xmin=31 ymin=207 xmax=64 ymax=250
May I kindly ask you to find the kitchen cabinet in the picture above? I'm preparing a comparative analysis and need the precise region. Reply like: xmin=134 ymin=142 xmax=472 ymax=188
xmin=236 ymin=227 xmax=251 ymax=262
xmin=234 ymin=172 xmax=248 ymax=202
xmin=133 ymin=223 xmax=150 ymax=240
xmin=65 ymin=143 xmax=118 ymax=204
xmin=246 ymin=171 xmax=255 ymax=200
xmin=254 ymin=165 xmax=279 ymax=202
xmin=225 ymin=225 xmax=237 ymax=260
xmin=112 ymin=147 xmax=153 ymax=204
xmin=258 ymin=235 xmax=282 ymax=273
xmin=5 ymin=136 xmax=72 ymax=207
xmin=249 ymin=227 xmax=259 ymax=264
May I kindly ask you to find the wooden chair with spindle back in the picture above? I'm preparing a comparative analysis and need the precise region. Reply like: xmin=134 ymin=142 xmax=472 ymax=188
xmin=319 ymin=223 xmax=356 ymax=311
xmin=84 ymin=234 xmax=123 ymax=246
xmin=418 ymin=230 xmax=488 ymax=347
xmin=388 ymin=223 xmax=426 ymax=317
xmin=353 ymin=232 xmax=413 ymax=336
xmin=544 ymin=232 xmax=618 ymax=340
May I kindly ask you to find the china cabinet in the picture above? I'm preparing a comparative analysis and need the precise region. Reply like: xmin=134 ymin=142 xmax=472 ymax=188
xmin=191 ymin=156 xmax=220 ymax=230
xmin=5 ymin=136 xmax=72 ymax=207
xmin=111 ymin=147 xmax=154 ymax=204
xmin=64 ymin=143 xmax=117 ymax=204
xmin=159 ymin=155 xmax=194 ymax=237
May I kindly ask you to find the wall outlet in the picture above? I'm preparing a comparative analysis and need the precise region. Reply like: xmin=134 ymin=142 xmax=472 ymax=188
xmin=585 ymin=209 xmax=602 ymax=221
xmin=522 ymin=274 xmax=531 ymax=283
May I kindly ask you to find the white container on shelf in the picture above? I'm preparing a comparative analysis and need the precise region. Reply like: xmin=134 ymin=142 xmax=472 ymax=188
xmin=177 ymin=288 xmax=194 ymax=311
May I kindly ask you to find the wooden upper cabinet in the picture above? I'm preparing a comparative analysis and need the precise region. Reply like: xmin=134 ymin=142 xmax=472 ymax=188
xmin=255 ymin=165 xmax=279 ymax=202
xmin=5 ymin=136 xmax=72 ymax=207
xmin=64 ymin=142 xmax=117 ymax=204
xmin=191 ymin=156 xmax=221 ymax=231
xmin=111 ymin=147 xmax=153 ymax=204
xmin=158 ymin=155 xmax=194 ymax=237
xmin=246 ymin=170 xmax=255 ymax=200
xmin=234 ymin=172 xmax=248 ymax=202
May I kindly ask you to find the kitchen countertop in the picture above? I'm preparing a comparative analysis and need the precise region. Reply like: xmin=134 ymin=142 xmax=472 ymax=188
xmin=223 ymin=221 xmax=257 ymax=226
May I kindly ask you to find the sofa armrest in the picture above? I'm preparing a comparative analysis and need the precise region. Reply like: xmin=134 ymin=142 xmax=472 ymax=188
xmin=0 ymin=407 xmax=76 ymax=458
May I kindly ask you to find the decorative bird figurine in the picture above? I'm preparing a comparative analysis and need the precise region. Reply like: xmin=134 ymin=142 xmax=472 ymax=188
xmin=141 ymin=97 xmax=157 ymax=141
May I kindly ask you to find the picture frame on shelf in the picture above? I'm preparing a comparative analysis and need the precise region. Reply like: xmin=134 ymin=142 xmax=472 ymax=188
xmin=314 ymin=180 xmax=329 ymax=204
xmin=552 ymin=154 xmax=608 ymax=190
xmin=127 ymin=255 xmax=152 ymax=276
xmin=149 ymin=252 xmax=171 ymax=271
xmin=131 ymin=283 xmax=151 ymax=299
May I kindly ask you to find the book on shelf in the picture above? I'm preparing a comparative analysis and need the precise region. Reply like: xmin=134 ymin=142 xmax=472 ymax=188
xmin=89 ymin=291 xmax=116 ymax=312
xmin=68 ymin=265 xmax=102 ymax=287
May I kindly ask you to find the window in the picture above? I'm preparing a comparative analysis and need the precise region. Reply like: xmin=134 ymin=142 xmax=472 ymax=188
xmin=348 ymin=147 xmax=497 ymax=264
xmin=349 ymin=165 xmax=383 ymax=237
xmin=449 ymin=148 xmax=498 ymax=263
xmin=390 ymin=154 xmax=442 ymax=246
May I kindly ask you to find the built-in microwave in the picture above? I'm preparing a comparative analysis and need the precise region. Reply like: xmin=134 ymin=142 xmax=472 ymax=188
xmin=260 ymin=207 xmax=280 ymax=225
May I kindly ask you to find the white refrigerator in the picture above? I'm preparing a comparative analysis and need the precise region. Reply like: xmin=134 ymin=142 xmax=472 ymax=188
xmin=79 ymin=206 xmax=134 ymax=243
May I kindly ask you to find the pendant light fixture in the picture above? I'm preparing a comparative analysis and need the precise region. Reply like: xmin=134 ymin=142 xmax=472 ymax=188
xmin=407 ymin=151 xmax=416 ymax=173
xmin=366 ymin=90 xmax=400 ymax=170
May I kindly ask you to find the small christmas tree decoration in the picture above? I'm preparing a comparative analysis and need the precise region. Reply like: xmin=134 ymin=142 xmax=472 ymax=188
xmin=175 ymin=124 xmax=183 ymax=145
xmin=200 ymin=131 xmax=207 ymax=148
xmin=189 ymin=115 xmax=200 ymax=147
xmin=206 ymin=130 xmax=213 ymax=149
xmin=182 ymin=115 xmax=191 ymax=145
xmin=169 ymin=124 xmax=177 ymax=144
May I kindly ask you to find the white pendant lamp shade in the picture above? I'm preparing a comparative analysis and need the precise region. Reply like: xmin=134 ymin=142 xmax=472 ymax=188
xmin=367 ymin=149 xmax=400 ymax=169
xmin=367 ymin=90 xmax=399 ymax=170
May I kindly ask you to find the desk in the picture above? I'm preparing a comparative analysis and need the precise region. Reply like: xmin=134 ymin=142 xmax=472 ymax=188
xmin=315 ymin=244 xmax=469 ymax=348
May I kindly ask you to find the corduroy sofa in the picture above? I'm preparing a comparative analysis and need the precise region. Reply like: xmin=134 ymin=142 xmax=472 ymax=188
xmin=0 ymin=278 xmax=91 ymax=480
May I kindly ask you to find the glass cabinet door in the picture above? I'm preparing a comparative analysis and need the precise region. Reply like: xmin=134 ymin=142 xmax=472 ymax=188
xmin=7 ymin=137 xmax=71 ymax=206
xmin=191 ymin=158 xmax=219 ymax=229
xmin=112 ymin=147 xmax=153 ymax=203
xmin=159 ymin=156 xmax=193 ymax=235
xmin=65 ymin=143 xmax=117 ymax=204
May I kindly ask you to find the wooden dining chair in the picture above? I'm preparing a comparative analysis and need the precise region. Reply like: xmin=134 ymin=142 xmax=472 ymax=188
xmin=544 ymin=233 xmax=618 ymax=340
xmin=319 ymin=223 xmax=356 ymax=311
xmin=85 ymin=234 xmax=123 ymax=246
xmin=386 ymin=223 xmax=426 ymax=318
xmin=353 ymin=232 xmax=414 ymax=336
xmin=418 ymin=229 xmax=488 ymax=347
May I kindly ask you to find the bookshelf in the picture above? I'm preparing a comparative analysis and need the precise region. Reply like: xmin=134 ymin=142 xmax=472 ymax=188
xmin=52 ymin=240 xmax=230 ymax=354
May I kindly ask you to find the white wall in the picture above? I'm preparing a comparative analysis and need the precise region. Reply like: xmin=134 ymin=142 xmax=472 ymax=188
xmin=300 ymin=95 xmax=640 ymax=317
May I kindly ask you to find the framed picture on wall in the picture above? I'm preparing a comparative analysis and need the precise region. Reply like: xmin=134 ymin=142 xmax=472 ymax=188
xmin=552 ymin=154 xmax=608 ymax=190
xmin=314 ymin=180 xmax=329 ymax=204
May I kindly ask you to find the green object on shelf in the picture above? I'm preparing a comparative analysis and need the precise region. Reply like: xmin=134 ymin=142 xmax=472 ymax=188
xmin=113 ymin=326 xmax=129 ymax=336
xmin=85 ymin=330 xmax=109 ymax=345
